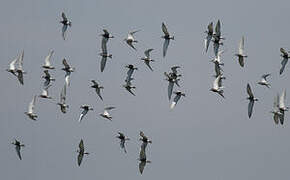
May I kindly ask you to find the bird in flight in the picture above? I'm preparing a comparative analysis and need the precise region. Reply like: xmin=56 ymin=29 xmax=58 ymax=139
xmin=78 ymin=105 xmax=93 ymax=123
xmin=100 ymin=106 xmax=116 ymax=121
xmin=210 ymin=75 xmax=224 ymax=98
xmin=57 ymin=84 xmax=69 ymax=114
xmin=270 ymin=94 xmax=283 ymax=125
xmin=164 ymin=66 xmax=182 ymax=100
xmin=278 ymin=89 xmax=289 ymax=125
xmin=61 ymin=58 xmax=75 ymax=87
xmin=141 ymin=49 xmax=155 ymax=71
xmin=257 ymin=74 xmax=271 ymax=88
xmin=116 ymin=132 xmax=130 ymax=153
xmin=11 ymin=139 xmax=25 ymax=160
xmin=212 ymin=20 xmax=224 ymax=57
xmin=125 ymin=64 xmax=138 ymax=83
xmin=38 ymin=85 xmax=53 ymax=99
xmin=24 ymin=95 xmax=38 ymax=120
xmin=235 ymin=36 xmax=248 ymax=67
xmin=99 ymin=31 xmax=113 ymax=72
xmin=100 ymin=29 xmax=114 ymax=44
xmin=170 ymin=91 xmax=185 ymax=109
xmin=204 ymin=22 xmax=213 ymax=53
xmin=279 ymin=48 xmax=290 ymax=75
xmin=138 ymin=141 xmax=151 ymax=174
xmin=211 ymin=50 xmax=225 ymax=66
xmin=123 ymin=79 xmax=136 ymax=96
xmin=15 ymin=50 xmax=26 ymax=85
xmin=124 ymin=30 xmax=140 ymax=50
xmin=6 ymin=53 xmax=18 ymax=77
xmin=42 ymin=70 xmax=55 ymax=88
xmin=77 ymin=139 xmax=89 ymax=166
xmin=42 ymin=50 xmax=55 ymax=69
xmin=60 ymin=12 xmax=71 ymax=40
xmin=161 ymin=22 xmax=174 ymax=57
xmin=246 ymin=83 xmax=258 ymax=118
xmin=91 ymin=80 xmax=104 ymax=101
xmin=139 ymin=131 xmax=152 ymax=150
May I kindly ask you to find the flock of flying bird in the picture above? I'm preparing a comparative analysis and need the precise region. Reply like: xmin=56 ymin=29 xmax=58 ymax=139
xmin=7 ymin=12 xmax=182 ymax=174
xmin=6 ymin=13 xmax=290 ymax=175
xmin=205 ymin=20 xmax=289 ymax=121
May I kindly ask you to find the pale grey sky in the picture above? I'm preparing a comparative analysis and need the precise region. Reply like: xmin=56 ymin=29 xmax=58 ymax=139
xmin=1 ymin=0 xmax=290 ymax=179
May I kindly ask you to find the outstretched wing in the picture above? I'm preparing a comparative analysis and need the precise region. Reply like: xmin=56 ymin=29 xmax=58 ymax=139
xmin=62 ymin=25 xmax=68 ymax=40
xmin=139 ymin=143 xmax=146 ymax=160
xmin=100 ymin=56 xmax=107 ymax=72
xmin=239 ymin=36 xmax=244 ymax=55
xmin=28 ymin=95 xmax=36 ymax=113
xmin=139 ymin=161 xmax=146 ymax=174
xmin=273 ymin=113 xmax=279 ymax=124
xmin=248 ymin=100 xmax=254 ymax=118
xmin=61 ymin=12 xmax=67 ymax=21
xmin=91 ymin=80 xmax=97 ymax=86
xmin=129 ymin=30 xmax=140 ymax=35
xmin=127 ymin=42 xmax=136 ymax=51
xmin=280 ymin=58 xmax=288 ymax=75
xmin=44 ymin=50 xmax=54 ymax=67
xmin=79 ymin=139 xmax=84 ymax=151
xmin=171 ymin=94 xmax=181 ymax=109
xmin=65 ymin=72 xmax=70 ymax=87
xmin=9 ymin=58 xmax=17 ymax=71
xmin=101 ymin=37 xmax=108 ymax=54
xmin=120 ymin=140 xmax=127 ymax=153
xmin=238 ymin=56 xmax=244 ymax=67
xmin=213 ymin=42 xmax=219 ymax=57
xmin=204 ymin=35 xmax=212 ymax=53
xmin=15 ymin=145 xmax=22 ymax=160
xmin=162 ymin=22 xmax=169 ymax=36
xmin=126 ymin=87 xmax=135 ymax=96
xmin=144 ymin=61 xmax=153 ymax=71
xmin=208 ymin=22 xmax=213 ymax=34
xmin=62 ymin=59 xmax=70 ymax=69
xmin=17 ymin=71 xmax=24 ymax=85
xmin=77 ymin=153 xmax=83 ymax=166
xmin=105 ymin=106 xmax=115 ymax=111
xmin=163 ymin=39 xmax=170 ymax=57
xmin=95 ymin=88 xmax=103 ymax=101
xmin=280 ymin=48 xmax=288 ymax=57
xmin=247 ymin=83 xmax=254 ymax=98
xmin=144 ymin=49 xmax=153 ymax=58
xmin=60 ymin=84 xmax=66 ymax=103
xmin=279 ymin=89 xmax=286 ymax=109
xmin=215 ymin=20 xmax=221 ymax=38
xmin=213 ymin=75 xmax=221 ymax=89
xmin=168 ymin=81 xmax=174 ymax=100
xmin=18 ymin=51 xmax=24 ymax=70
xmin=262 ymin=73 xmax=271 ymax=79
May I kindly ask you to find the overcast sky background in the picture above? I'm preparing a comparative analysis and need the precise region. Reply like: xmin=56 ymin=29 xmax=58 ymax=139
xmin=1 ymin=0 xmax=290 ymax=179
